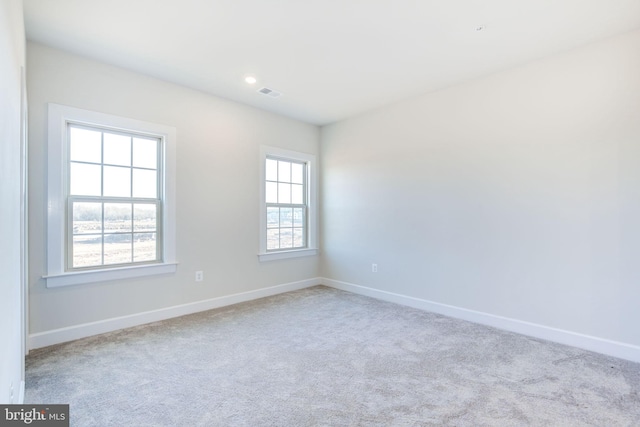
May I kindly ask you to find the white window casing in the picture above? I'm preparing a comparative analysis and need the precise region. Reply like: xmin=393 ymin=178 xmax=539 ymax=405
xmin=259 ymin=146 xmax=318 ymax=262
xmin=45 ymin=103 xmax=177 ymax=287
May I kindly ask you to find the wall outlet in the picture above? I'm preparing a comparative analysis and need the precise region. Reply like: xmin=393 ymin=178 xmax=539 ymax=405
xmin=195 ymin=271 xmax=204 ymax=282
xmin=372 ymin=263 xmax=378 ymax=273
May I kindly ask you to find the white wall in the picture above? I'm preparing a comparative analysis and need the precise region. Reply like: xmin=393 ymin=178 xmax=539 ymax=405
xmin=28 ymin=43 xmax=320 ymax=336
xmin=321 ymin=29 xmax=640 ymax=348
xmin=25 ymin=24 xmax=640 ymax=359
xmin=0 ymin=0 xmax=26 ymax=403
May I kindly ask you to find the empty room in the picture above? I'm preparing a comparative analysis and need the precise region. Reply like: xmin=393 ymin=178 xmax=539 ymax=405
xmin=1 ymin=0 xmax=640 ymax=425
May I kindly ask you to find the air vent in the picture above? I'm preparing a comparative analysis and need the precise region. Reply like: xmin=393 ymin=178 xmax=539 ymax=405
xmin=258 ymin=87 xmax=282 ymax=98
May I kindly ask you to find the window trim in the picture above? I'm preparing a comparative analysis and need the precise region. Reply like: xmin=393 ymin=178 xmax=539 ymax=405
xmin=45 ymin=103 xmax=177 ymax=287
xmin=259 ymin=146 xmax=318 ymax=262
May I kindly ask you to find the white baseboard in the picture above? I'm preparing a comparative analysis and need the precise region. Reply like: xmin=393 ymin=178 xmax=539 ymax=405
xmin=321 ymin=278 xmax=640 ymax=364
xmin=28 ymin=278 xmax=321 ymax=350
xmin=28 ymin=276 xmax=640 ymax=364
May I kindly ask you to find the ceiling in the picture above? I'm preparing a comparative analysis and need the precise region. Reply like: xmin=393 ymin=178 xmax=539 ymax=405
xmin=23 ymin=0 xmax=640 ymax=125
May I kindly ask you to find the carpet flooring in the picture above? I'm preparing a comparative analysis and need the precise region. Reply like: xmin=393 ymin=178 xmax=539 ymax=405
xmin=26 ymin=286 xmax=640 ymax=426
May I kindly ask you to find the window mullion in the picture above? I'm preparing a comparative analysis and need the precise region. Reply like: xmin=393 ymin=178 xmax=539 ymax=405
xmin=129 ymin=135 xmax=134 ymax=264
xmin=100 ymin=131 xmax=105 ymax=266
xmin=66 ymin=198 xmax=73 ymax=271
xmin=276 ymin=160 xmax=280 ymax=203
xmin=155 ymin=200 xmax=161 ymax=261
xmin=129 ymin=135 xmax=134 ymax=198
xmin=100 ymin=130 xmax=105 ymax=197
xmin=101 ymin=201 xmax=105 ymax=266
xmin=129 ymin=203 xmax=134 ymax=264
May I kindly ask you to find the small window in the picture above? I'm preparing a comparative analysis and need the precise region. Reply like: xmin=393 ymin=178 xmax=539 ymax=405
xmin=259 ymin=147 xmax=317 ymax=261
xmin=265 ymin=157 xmax=307 ymax=251
xmin=46 ymin=104 xmax=177 ymax=287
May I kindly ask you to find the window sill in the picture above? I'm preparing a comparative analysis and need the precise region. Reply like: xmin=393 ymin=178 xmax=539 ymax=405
xmin=43 ymin=262 xmax=178 ymax=288
xmin=258 ymin=248 xmax=318 ymax=262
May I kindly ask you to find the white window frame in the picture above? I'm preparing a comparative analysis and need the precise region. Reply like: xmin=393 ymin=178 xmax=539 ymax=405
xmin=259 ymin=146 xmax=318 ymax=262
xmin=45 ymin=104 xmax=177 ymax=287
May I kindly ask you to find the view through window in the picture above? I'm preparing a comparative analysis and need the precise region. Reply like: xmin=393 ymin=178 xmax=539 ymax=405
xmin=265 ymin=157 xmax=307 ymax=251
xmin=68 ymin=124 xmax=161 ymax=269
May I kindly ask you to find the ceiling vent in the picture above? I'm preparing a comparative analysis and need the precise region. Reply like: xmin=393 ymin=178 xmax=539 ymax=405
xmin=258 ymin=87 xmax=282 ymax=99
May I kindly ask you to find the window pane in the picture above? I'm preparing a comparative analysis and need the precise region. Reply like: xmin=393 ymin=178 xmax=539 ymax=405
xmin=267 ymin=207 xmax=279 ymax=228
xmin=266 ymin=159 xmax=278 ymax=181
xmin=293 ymin=208 xmax=304 ymax=227
xmin=134 ymin=204 xmax=156 ymax=232
xmin=70 ymin=162 xmax=101 ymax=196
xmin=278 ymin=161 xmax=291 ymax=182
xmin=266 ymin=182 xmax=278 ymax=203
xmin=104 ymin=233 xmax=132 ymax=265
xmin=104 ymin=166 xmax=131 ymax=197
xmin=72 ymin=202 xmax=102 ymax=234
xmin=58 ymin=109 xmax=171 ymax=273
xmin=293 ymin=228 xmax=304 ymax=247
xmin=280 ymin=228 xmax=293 ymax=248
xmin=104 ymin=203 xmax=132 ymax=233
xmin=267 ymin=229 xmax=280 ymax=250
xmin=103 ymin=133 xmax=131 ymax=166
xmin=133 ymin=169 xmax=157 ymax=198
xmin=134 ymin=233 xmax=156 ymax=262
xmin=292 ymin=184 xmax=304 ymax=204
xmin=72 ymin=235 xmax=102 ymax=268
xmin=291 ymin=163 xmax=304 ymax=184
xmin=280 ymin=208 xmax=293 ymax=227
xmin=69 ymin=127 xmax=101 ymax=163
xmin=278 ymin=183 xmax=291 ymax=203
xmin=133 ymin=137 xmax=158 ymax=169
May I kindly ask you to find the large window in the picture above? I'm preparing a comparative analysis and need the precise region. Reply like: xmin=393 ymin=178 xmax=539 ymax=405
xmin=46 ymin=104 xmax=176 ymax=287
xmin=259 ymin=146 xmax=317 ymax=261
xmin=68 ymin=125 xmax=161 ymax=269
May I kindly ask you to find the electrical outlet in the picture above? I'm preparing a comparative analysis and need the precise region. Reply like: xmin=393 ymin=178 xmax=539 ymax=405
xmin=195 ymin=271 xmax=204 ymax=282
xmin=372 ymin=263 xmax=378 ymax=273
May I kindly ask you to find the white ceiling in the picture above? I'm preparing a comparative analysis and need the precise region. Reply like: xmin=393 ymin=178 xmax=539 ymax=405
xmin=23 ymin=0 xmax=640 ymax=125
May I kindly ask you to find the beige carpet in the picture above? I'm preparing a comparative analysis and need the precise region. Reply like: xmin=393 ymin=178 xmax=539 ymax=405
xmin=26 ymin=286 xmax=640 ymax=426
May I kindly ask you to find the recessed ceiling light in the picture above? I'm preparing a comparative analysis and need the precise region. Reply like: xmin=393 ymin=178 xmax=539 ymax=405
xmin=244 ymin=76 xmax=257 ymax=85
